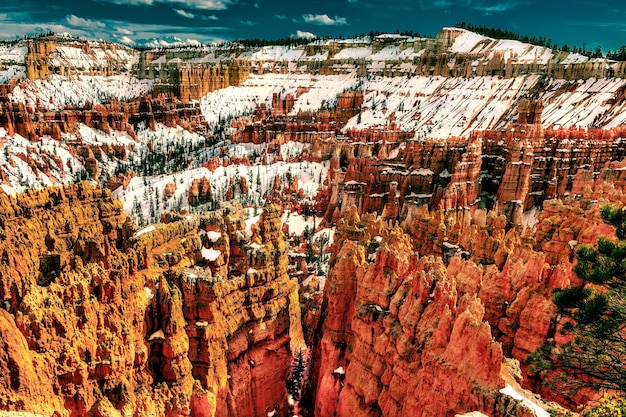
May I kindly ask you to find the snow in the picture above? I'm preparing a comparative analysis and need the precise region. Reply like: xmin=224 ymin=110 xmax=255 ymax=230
xmin=280 ymin=141 xmax=306 ymax=159
xmin=0 ymin=133 xmax=86 ymax=193
xmin=561 ymin=53 xmax=589 ymax=64
xmin=148 ymin=329 xmax=165 ymax=341
xmin=447 ymin=27 xmax=553 ymax=64
xmin=205 ymin=231 xmax=221 ymax=242
xmin=412 ymin=168 xmax=434 ymax=176
xmin=245 ymin=214 xmax=261 ymax=236
xmin=541 ymin=78 xmax=626 ymax=128
xmin=113 ymin=158 xmax=326 ymax=226
xmin=281 ymin=211 xmax=323 ymax=236
xmin=499 ymin=384 xmax=549 ymax=417
xmin=144 ymin=286 xmax=154 ymax=300
xmin=201 ymin=247 xmax=221 ymax=261
xmin=51 ymin=43 xmax=136 ymax=70
xmin=0 ymin=66 xmax=25 ymax=83
xmin=521 ymin=206 xmax=540 ymax=231
xmin=10 ymin=74 xmax=153 ymax=110
xmin=135 ymin=225 xmax=155 ymax=238
xmin=76 ymin=124 xmax=137 ymax=147
xmin=241 ymin=46 xmax=304 ymax=61
xmin=0 ymin=45 xmax=27 ymax=63
xmin=333 ymin=47 xmax=372 ymax=60
xmin=333 ymin=366 xmax=345 ymax=375
xmin=343 ymin=75 xmax=539 ymax=138
xmin=203 ymin=73 xmax=361 ymax=122
xmin=249 ymin=242 xmax=263 ymax=251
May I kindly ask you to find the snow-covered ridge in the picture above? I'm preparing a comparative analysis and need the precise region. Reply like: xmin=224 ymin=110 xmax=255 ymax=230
xmin=199 ymin=72 xmax=360 ymax=126
xmin=135 ymin=27 xmax=606 ymax=68
xmin=9 ymin=74 xmax=153 ymax=110
xmin=50 ymin=44 xmax=136 ymax=71
xmin=445 ymin=27 xmax=554 ymax=64
xmin=441 ymin=27 xmax=609 ymax=67
xmin=0 ymin=44 xmax=27 ymax=64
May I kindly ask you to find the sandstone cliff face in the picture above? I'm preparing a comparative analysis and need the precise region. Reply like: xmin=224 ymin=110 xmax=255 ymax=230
xmin=0 ymin=183 xmax=304 ymax=416
xmin=135 ymin=58 xmax=250 ymax=103
xmin=310 ymin=191 xmax=626 ymax=414
xmin=25 ymin=36 xmax=135 ymax=80
xmin=310 ymin=207 xmax=560 ymax=417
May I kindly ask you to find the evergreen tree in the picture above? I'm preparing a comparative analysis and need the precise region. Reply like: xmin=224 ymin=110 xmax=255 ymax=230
xmin=528 ymin=205 xmax=626 ymax=394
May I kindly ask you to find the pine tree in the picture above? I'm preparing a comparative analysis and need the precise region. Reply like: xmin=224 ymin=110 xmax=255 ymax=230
xmin=528 ymin=205 xmax=626 ymax=394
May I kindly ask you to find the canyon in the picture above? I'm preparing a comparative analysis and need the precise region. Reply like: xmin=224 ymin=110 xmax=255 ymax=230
xmin=0 ymin=26 xmax=625 ymax=416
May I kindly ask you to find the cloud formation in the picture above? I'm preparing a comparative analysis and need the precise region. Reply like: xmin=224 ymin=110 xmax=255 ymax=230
xmin=174 ymin=9 xmax=196 ymax=19
xmin=302 ymin=14 xmax=347 ymax=26
xmin=99 ymin=0 xmax=237 ymax=10
xmin=295 ymin=30 xmax=315 ymax=38
xmin=66 ymin=14 xmax=105 ymax=29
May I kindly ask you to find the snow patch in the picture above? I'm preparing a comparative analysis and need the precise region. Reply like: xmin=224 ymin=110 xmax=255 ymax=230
xmin=201 ymin=247 xmax=221 ymax=261
xmin=199 ymin=230 xmax=221 ymax=242
xmin=333 ymin=366 xmax=345 ymax=375
xmin=148 ymin=329 xmax=165 ymax=341
xmin=499 ymin=384 xmax=549 ymax=417
xmin=134 ymin=225 xmax=155 ymax=238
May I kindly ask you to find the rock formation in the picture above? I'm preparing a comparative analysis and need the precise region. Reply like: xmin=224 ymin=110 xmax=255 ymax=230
xmin=309 ymin=207 xmax=562 ymax=417
xmin=0 ymin=183 xmax=304 ymax=416
xmin=1 ymin=27 xmax=626 ymax=417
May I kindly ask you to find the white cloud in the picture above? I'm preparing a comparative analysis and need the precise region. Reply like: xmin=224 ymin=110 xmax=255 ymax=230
xmin=302 ymin=14 xmax=347 ymax=26
xmin=0 ymin=12 xmax=227 ymax=47
xmin=0 ymin=21 xmax=87 ymax=40
xmin=347 ymin=0 xmax=357 ymax=3
xmin=119 ymin=36 xmax=136 ymax=45
xmin=98 ymin=0 xmax=236 ymax=10
xmin=116 ymin=27 xmax=134 ymax=35
xmin=296 ymin=30 xmax=316 ymax=39
xmin=174 ymin=9 xmax=196 ymax=18
xmin=66 ymin=14 xmax=106 ymax=29
xmin=240 ymin=20 xmax=255 ymax=26
xmin=202 ymin=15 xmax=219 ymax=20
xmin=475 ymin=2 xmax=519 ymax=13
xmin=275 ymin=14 xmax=287 ymax=20
xmin=101 ymin=0 xmax=154 ymax=5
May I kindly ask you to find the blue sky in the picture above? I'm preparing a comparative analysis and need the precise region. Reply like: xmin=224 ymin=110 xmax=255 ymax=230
xmin=0 ymin=0 xmax=624 ymax=51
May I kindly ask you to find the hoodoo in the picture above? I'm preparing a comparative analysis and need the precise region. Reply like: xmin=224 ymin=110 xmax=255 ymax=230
xmin=0 ymin=24 xmax=625 ymax=416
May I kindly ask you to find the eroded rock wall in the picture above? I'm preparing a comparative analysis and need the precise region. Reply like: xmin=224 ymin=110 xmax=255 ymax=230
xmin=310 ymin=208 xmax=551 ymax=417
xmin=0 ymin=183 xmax=304 ymax=416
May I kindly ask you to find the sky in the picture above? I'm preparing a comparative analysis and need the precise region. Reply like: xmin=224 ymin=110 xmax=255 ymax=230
xmin=0 ymin=0 xmax=624 ymax=51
